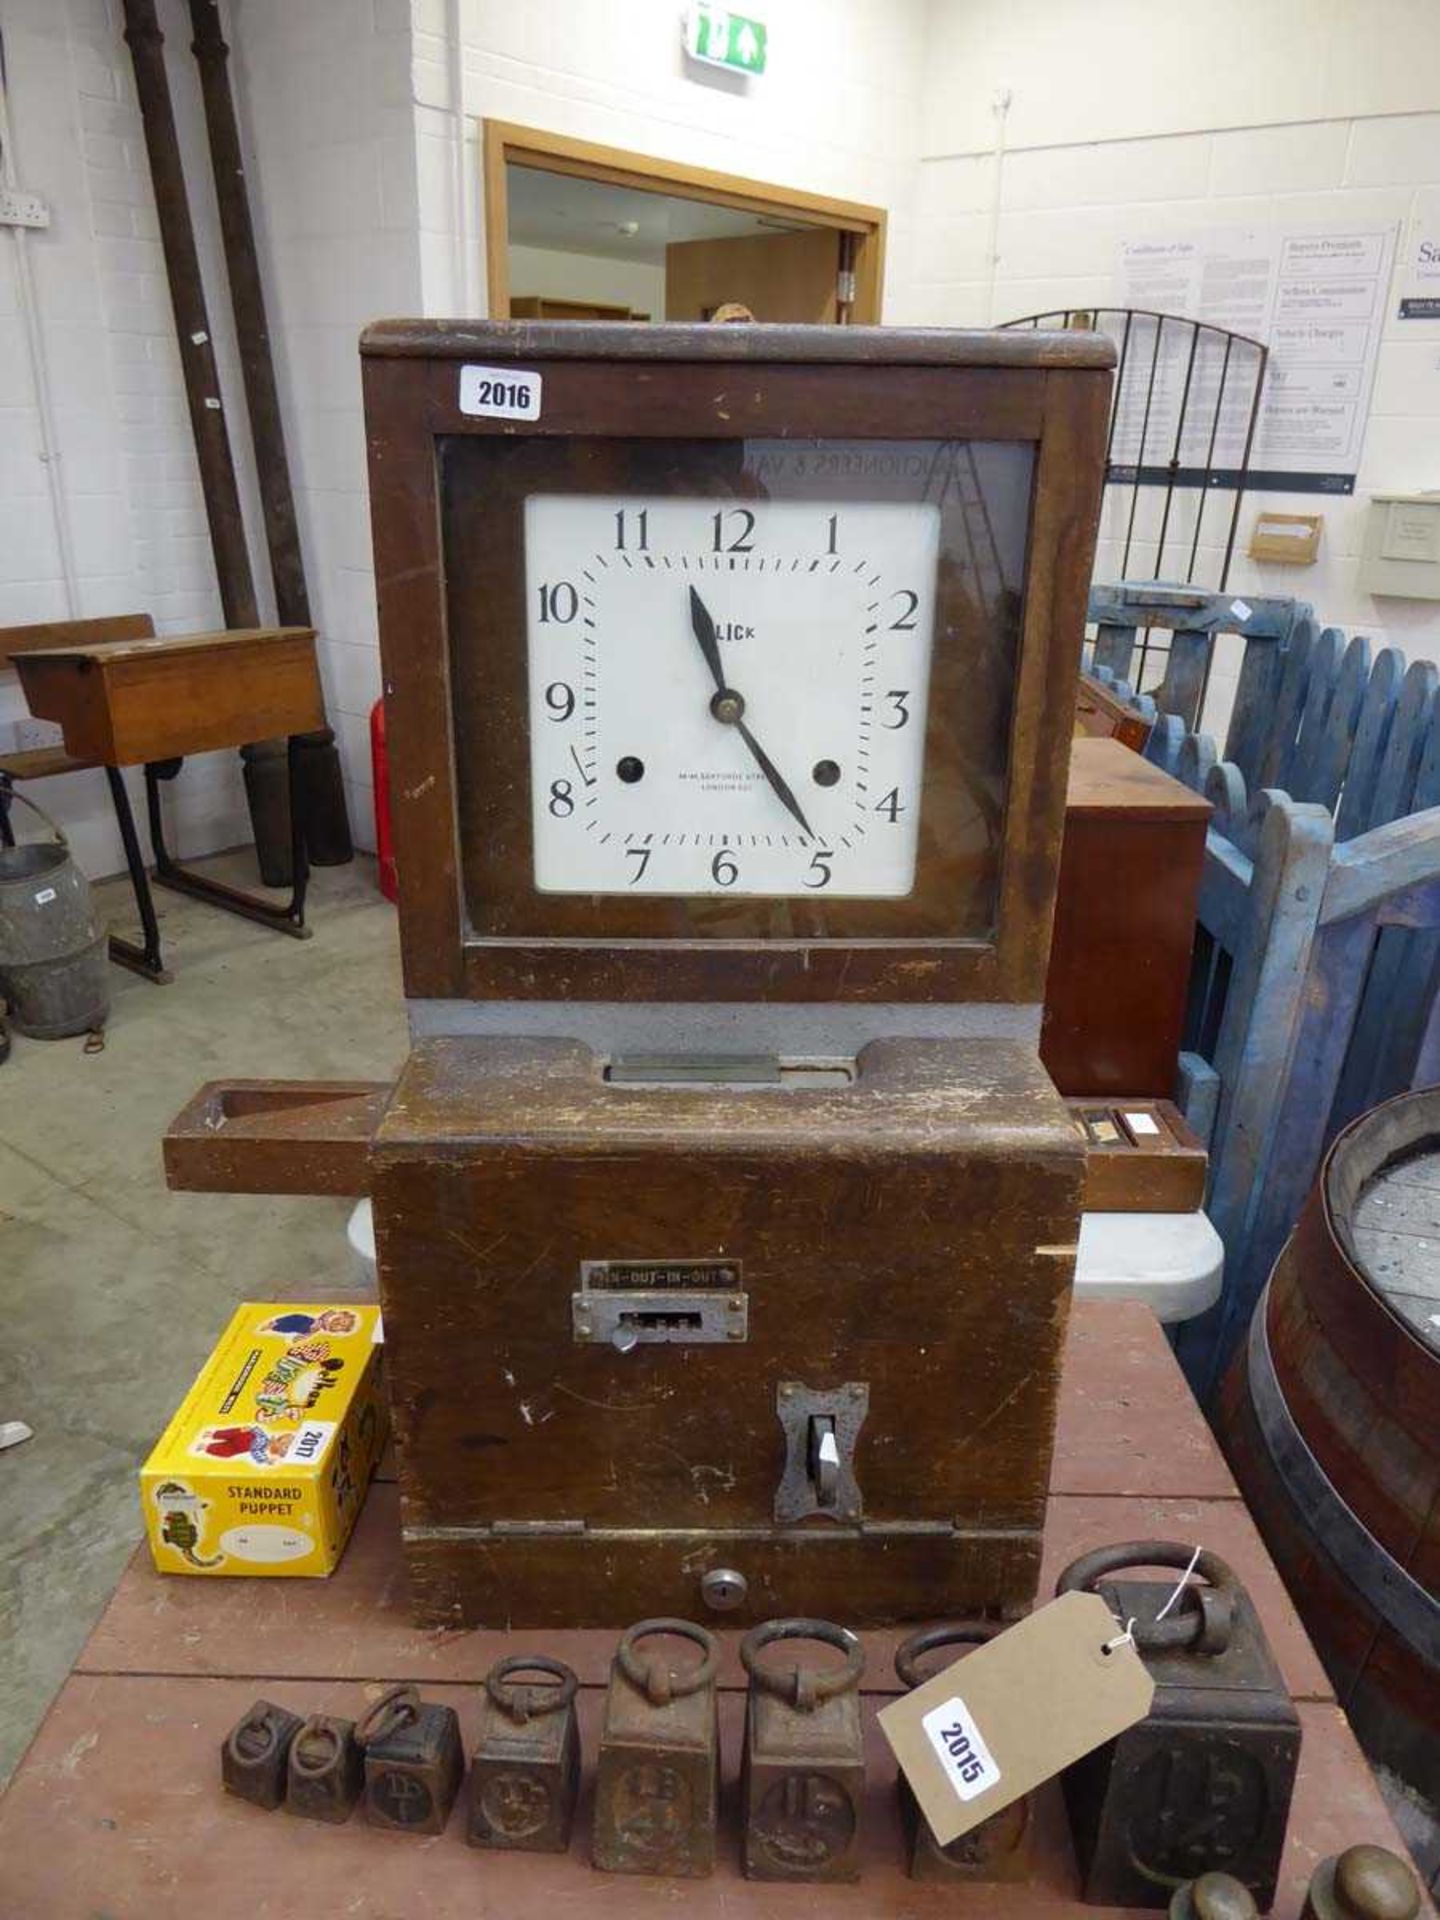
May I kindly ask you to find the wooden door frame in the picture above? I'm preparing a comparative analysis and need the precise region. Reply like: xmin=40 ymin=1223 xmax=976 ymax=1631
xmin=483 ymin=120 xmax=886 ymax=324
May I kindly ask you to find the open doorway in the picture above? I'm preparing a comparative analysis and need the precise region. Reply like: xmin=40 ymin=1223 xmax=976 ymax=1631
xmin=484 ymin=122 xmax=886 ymax=325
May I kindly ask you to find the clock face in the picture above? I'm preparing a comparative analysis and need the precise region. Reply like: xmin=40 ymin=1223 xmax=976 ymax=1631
xmin=525 ymin=495 xmax=941 ymax=898
xmin=439 ymin=432 xmax=1034 ymax=946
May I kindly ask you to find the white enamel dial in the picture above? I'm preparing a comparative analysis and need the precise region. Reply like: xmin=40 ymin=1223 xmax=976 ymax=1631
xmin=525 ymin=494 xmax=940 ymax=898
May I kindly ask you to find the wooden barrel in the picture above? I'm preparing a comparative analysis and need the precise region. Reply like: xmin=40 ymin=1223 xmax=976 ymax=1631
xmin=1219 ymin=1086 xmax=1440 ymax=1822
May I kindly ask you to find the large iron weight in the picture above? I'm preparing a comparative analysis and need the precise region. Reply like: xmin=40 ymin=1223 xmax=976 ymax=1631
xmin=1056 ymin=1542 xmax=1300 ymax=1910
xmin=739 ymin=1617 xmax=866 ymax=1883
xmin=592 ymin=1619 xmax=720 ymax=1879
xmin=893 ymin=1622 xmax=1032 ymax=1882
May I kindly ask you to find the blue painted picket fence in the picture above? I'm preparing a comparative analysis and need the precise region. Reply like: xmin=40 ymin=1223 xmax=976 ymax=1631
xmin=1089 ymin=580 xmax=1311 ymax=737
xmin=1086 ymin=585 xmax=1440 ymax=1400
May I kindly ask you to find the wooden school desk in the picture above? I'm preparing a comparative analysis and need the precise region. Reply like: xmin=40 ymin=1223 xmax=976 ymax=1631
xmin=12 ymin=625 xmax=324 ymax=981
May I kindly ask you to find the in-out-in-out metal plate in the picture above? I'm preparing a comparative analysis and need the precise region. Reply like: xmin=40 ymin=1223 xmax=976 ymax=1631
xmin=573 ymin=1260 xmax=747 ymax=1349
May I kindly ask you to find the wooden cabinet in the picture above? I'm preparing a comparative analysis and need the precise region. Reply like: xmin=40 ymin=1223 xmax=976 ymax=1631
xmin=165 ymin=322 xmax=1115 ymax=1634
xmin=373 ymin=1036 xmax=1083 ymax=1627
xmin=1043 ymin=737 xmax=1210 ymax=1099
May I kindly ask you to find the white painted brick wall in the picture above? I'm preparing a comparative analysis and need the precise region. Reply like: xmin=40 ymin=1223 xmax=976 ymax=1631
xmin=914 ymin=116 xmax=1440 ymax=654
xmin=9 ymin=0 xmax=1440 ymax=881
xmin=908 ymin=0 xmax=1440 ymax=666
xmin=230 ymin=0 xmax=422 ymax=849
xmin=308 ymin=0 xmax=929 ymax=834
xmin=921 ymin=0 xmax=1440 ymax=158
xmin=0 ymin=0 xmax=415 ymax=873
xmin=0 ymin=0 xmax=268 ymax=877
xmin=380 ymin=0 xmax=929 ymax=318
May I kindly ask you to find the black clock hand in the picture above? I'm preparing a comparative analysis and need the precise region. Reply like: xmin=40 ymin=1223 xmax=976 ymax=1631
xmin=689 ymin=584 xmax=814 ymax=837
xmin=734 ymin=717 xmax=815 ymax=839
xmin=688 ymin=585 xmax=726 ymax=693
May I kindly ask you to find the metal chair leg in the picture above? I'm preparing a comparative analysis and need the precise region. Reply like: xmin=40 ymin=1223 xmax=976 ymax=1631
xmin=105 ymin=765 xmax=171 ymax=982
xmin=144 ymin=754 xmax=312 ymax=940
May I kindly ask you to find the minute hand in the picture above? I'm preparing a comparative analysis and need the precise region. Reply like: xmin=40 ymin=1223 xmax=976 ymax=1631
xmin=734 ymin=717 xmax=814 ymax=839
xmin=690 ymin=584 xmax=813 ymax=837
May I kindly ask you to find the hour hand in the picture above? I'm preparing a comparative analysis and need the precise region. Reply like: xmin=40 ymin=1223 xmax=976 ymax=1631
xmin=688 ymin=586 xmax=726 ymax=693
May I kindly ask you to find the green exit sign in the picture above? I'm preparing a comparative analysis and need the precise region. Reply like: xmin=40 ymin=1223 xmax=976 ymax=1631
xmin=684 ymin=6 xmax=767 ymax=76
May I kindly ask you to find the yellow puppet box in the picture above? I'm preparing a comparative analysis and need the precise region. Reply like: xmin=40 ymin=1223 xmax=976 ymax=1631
xmin=141 ymin=1303 xmax=387 ymax=1577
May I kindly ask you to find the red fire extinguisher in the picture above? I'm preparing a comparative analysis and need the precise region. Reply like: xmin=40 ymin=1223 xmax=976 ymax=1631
xmin=369 ymin=698 xmax=398 ymax=904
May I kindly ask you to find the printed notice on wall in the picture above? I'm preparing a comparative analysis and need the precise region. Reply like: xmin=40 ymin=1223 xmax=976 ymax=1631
xmin=1397 ymin=188 xmax=1440 ymax=321
xmin=1112 ymin=225 xmax=1398 ymax=494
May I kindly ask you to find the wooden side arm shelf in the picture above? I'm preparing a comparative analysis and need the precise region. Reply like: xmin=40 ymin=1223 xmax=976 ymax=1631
xmin=1068 ymin=1097 xmax=1207 ymax=1213
xmin=163 ymin=1080 xmax=391 ymax=1196
xmin=165 ymin=1082 xmax=1208 ymax=1215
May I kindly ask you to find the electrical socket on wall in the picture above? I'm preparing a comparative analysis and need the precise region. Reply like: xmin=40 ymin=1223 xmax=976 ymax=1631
xmin=0 ymin=188 xmax=51 ymax=230
xmin=10 ymin=718 xmax=65 ymax=752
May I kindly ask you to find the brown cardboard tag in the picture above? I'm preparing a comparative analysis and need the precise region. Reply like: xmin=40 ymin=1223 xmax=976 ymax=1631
xmin=878 ymin=1591 xmax=1154 ymax=1846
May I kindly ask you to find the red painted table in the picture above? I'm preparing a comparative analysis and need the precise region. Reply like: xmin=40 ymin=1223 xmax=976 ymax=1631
xmin=0 ymin=1301 xmax=1428 ymax=1918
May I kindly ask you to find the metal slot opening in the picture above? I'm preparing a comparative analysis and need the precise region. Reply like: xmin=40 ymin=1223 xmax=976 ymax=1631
xmin=573 ymin=1284 xmax=748 ymax=1348
xmin=604 ymin=1053 xmax=854 ymax=1088
xmin=619 ymin=1309 xmax=704 ymax=1333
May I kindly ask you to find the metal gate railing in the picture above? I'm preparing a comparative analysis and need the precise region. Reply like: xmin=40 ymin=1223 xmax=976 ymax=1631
xmin=1002 ymin=308 xmax=1269 ymax=696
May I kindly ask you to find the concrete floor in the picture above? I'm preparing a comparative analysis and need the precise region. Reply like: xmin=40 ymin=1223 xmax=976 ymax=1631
xmin=0 ymin=853 xmax=406 ymax=1786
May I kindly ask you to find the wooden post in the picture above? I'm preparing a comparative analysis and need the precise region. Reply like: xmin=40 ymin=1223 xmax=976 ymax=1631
xmin=1155 ymin=625 xmax=1211 ymax=732
xmin=187 ymin=0 xmax=310 ymax=628
xmin=1172 ymin=792 xmax=1332 ymax=1393
xmin=1091 ymin=621 xmax=1137 ymax=682
xmin=121 ymin=0 xmax=258 ymax=630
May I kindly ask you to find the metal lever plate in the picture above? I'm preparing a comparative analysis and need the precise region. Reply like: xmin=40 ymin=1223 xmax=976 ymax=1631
xmin=775 ymin=1383 xmax=868 ymax=1524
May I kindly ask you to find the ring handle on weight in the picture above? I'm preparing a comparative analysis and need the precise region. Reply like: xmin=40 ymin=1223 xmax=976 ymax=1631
xmin=355 ymin=1682 xmax=420 ymax=1749
xmin=617 ymin=1618 xmax=719 ymax=1706
xmin=894 ymin=1620 xmax=1001 ymax=1692
xmin=1056 ymin=1541 xmax=1238 ymax=1654
xmin=0 ymin=788 xmax=68 ymax=850
xmin=485 ymin=1654 xmax=579 ymax=1725
xmin=740 ymin=1618 xmax=865 ymax=1712
xmin=227 ymin=1711 xmax=277 ymax=1766
xmin=290 ymin=1717 xmax=343 ymax=1776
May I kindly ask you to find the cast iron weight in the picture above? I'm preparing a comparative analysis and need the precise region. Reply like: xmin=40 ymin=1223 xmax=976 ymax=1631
xmin=466 ymin=1654 xmax=581 ymax=1853
xmin=739 ymin=1617 xmax=866 ymax=1883
xmin=221 ymin=1698 xmax=304 ymax=1810
xmin=1056 ymin=1542 xmax=1300 ymax=1910
xmin=893 ymin=1622 xmax=1032 ymax=1882
xmin=1302 ymin=1845 xmax=1421 ymax=1920
xmin=285 ymin=1713 xmax=364 ymax=1824
xmin=1169 ymin=1872 xmax=1260 ymax=1918
xmin=356 ymin=1681 xmax=464 ymax=1835
xmin=592 ymin=1618 xmax=720 ymax=1879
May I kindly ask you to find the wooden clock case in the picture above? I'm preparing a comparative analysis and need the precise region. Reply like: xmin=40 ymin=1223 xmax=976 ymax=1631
xmin=363 ymin=320 xmax=1112 ymax=1010
xmin=167 ymin=322 xmax=1113 ymax=1627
